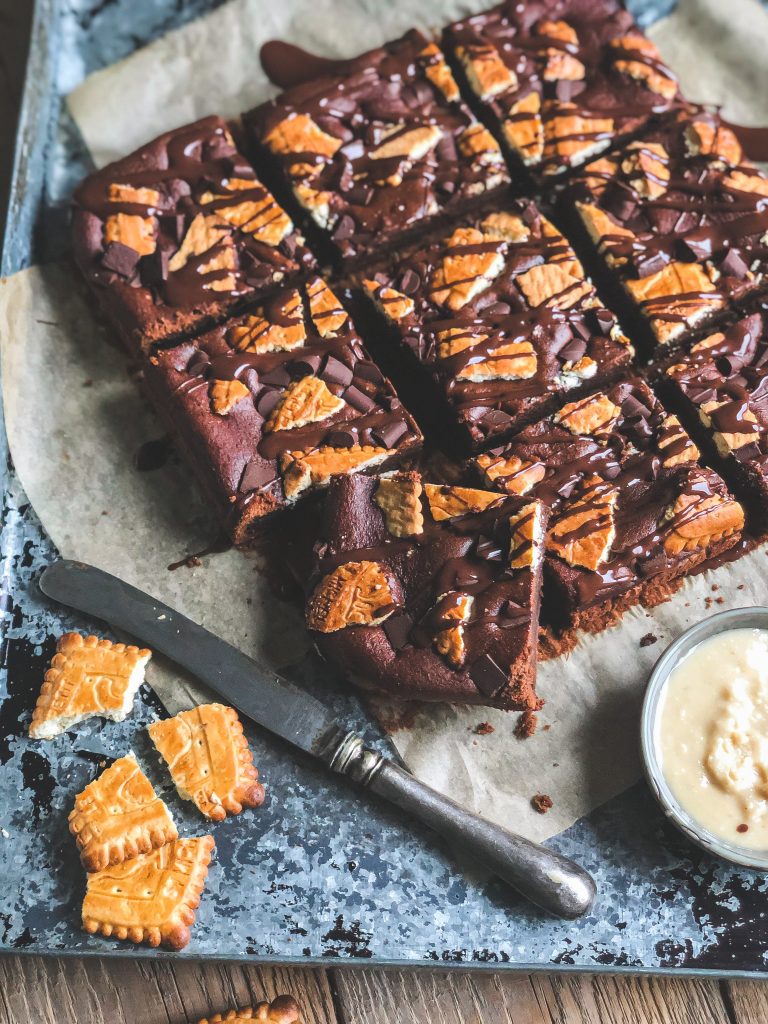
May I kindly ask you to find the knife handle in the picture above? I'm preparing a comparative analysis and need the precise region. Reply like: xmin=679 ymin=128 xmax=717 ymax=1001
xmin=326 ymin=732 xmax=596 ymax=919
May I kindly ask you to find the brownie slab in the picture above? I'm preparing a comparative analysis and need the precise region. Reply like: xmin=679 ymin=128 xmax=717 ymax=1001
xmin=306 ymin=471 xmax=548 ymax=709
xmin=444 ymin=0 xmax=680 ymax=178
xmin=472 ymin=377 xmax=745 ymax=633
xmin=663 ymin=307 xmax=768 ymax=521
xmin=361 ymin=200 xmax=632 ymax=451
xmin=568 ymin=109 xmax=768 ymax=348
xmin=73 ymin=116 xmax=314 ymax=352
xmin=244 ymin=30 xmax=510 ymax=266
xmin=143 ymin=277 xmax=422 ymax=545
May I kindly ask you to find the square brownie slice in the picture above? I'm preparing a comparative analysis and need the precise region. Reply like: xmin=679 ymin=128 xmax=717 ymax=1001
xmin=360 ymin=199 xmax=632 ymax=451
xmin=567 ymin=109 xmax=768 ymax=349
xmin=444 ymin=0 xmax=680 ymax=179
xmin=472 ymin=377 xmax=745 ymax=634
xmin=142 ymin=276 xmax=422 ymax=545
xmin=244 ymin=30 xmax=510 ymax=266
xmin=663 ymin=307 xmax=768 ymax=523
xmin=306 ymin=471 xmax=548 ymax=709
xmin=73 ymin=115 xmax=315 ymax=353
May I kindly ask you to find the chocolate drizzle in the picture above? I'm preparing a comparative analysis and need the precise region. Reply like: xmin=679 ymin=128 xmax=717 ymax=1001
xmin=260 ymin=40 xmax=353 ymax=89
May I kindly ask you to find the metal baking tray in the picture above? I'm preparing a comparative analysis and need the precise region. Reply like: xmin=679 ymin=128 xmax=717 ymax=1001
xmin=3 ymin=0 xmax=768 ymax=975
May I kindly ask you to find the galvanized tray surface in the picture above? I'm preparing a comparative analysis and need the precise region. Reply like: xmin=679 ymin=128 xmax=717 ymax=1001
xmin=3 ymin=0 xmax=768 ymax=975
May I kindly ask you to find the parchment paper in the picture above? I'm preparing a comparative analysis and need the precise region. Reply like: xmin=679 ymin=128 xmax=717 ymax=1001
xmin=3 ymin=0 xmax=768 ymax=843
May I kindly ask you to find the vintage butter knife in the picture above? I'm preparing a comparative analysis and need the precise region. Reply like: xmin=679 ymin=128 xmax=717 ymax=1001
xmin=39 ymin=558 xmax=596 ymax=918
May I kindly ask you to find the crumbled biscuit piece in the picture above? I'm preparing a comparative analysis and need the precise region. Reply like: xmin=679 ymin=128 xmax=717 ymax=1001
xmin=457 ymin=340 xmax=537 ymax=382
xmin=307 ymin=561 xmax=396 ymax=632
xmin=105 ymin=213 xmax=157 ymax=257
xmin=29 ymin=633 xmax=151 ymax=740
xmin=621 ymin=142 xmax=670 ymax=199
xmin=476 ymin=453 xmax=546 ymax=496
xmin=375 ymin=474 xmax=424 ymax=538
xmin=425 ymin=484 xmax=503 ymax=521
xmin=429 ymin=227 xmax=505 ymax=310
xmin=434 ymin=594 xmax=474 ymax=668
xmin=69 ymin=754 xmax=178 ymax=873
xmin=265 ymin=376 xmax=345 ymax=433
xmin=227 ymin=292 xmax=306 ymax=353
xmin=459 ymin=43 xmax=517 ymax=99
xmin=712 ymin=408 xmax=761 ymax=455
xmin=555 ymin=392 xmax=622 ymax=435
xmin=265 ymin=113 xmax=342 ymax=176
xmin=148 ymin=703 xmax=265 ymax=822
xmin=307 ymin=278 xmax=348 ymax=337
xmin=548 ymin=480 xmax=617 ymax=571
xmin=516 ymin=261 xmax=592 ymax=310
xmin=508 ymin=501 xmax=544 ymax=569
xmin=543 ymin=105 xmax=614 ymax=167
xmin=532 ymin=793 xmax=553 ymax=813
xmin=168 ymin=214 xmax=237 ymax=292
xmin=108 ymin=183 xmax=161 ymax=207
xmin=200 ymin=178 xmax=293 ymax=246
xmin=658 ymin=414 xmax=699 ymax=467
xmin=419 ymin=42 xmax=461 ymax=101
xmin=504 ymin=93 xmax=544 ymax=165
xmin=82 ymin=835 xmax=214 ymax=950
xmin=624 ymin=262 xmax=724 ymax=344
xmin=723 ymin=169 xmax=768 ymax=198
xmin=684 ymin=120 xmax=742 ymax=165
xmin=611 ymin=36 xmax=677 ymax=99
xmin=576 ymin=202 xmax=635 ymax=262
xmin=370 ymin=124 xmax=443 ymax=162
xmin=663 ymin=488 xmax=744 ymax=555
xmin=281 ymin=445 xmax=392 ymax=500
xmin=579 ymin=156 xmax=620 ymax=195
xmin=538 ymin=20 xmax=585 ymax=82
xmin=480 ymin=211 xmax=530 ymax=243
xmin=197 ymin=997 xmax=301 ymax=1024
xmin=293 ymin=183 xmax=333 ymax=228
xmin=210 ymin=379 xmax=250 ymax=416
xmin=363 ymin=280 xmax=415 ymax=322
xmin=459 ymin=123 xmax=504 ymax=166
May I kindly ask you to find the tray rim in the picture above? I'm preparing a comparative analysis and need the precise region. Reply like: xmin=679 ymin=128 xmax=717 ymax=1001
xmin=4 ymin=0 xmax=768 ymax=979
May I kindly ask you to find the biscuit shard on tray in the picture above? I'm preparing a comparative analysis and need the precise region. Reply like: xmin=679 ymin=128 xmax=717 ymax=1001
xmin=69 ymin=754 xmax=178 ymax=872
xmin=82 ymin=835 xmax=215 ymax=950
xmin=148 ymin=703 xmax=265 ymax=821
xmin=29 ymin=633 xmax=151 ymax=740
xmin=198 ymin=997 xmax=301 ymax=1024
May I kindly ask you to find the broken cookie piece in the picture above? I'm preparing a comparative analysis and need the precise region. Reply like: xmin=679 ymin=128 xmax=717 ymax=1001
xmin=142 ymin=277 xmax=421 ymax=545
xmin=245 ymin=29 xmax=508 ymax=266
xmin=197 ymin=998 xmax=301 ymax=1024
xmin=148 ymin=704 xmax=265 ymax=821
xmin=82 ymin=835 xmax=214 ymax=950
xmin=361 ymin=199 xmax=631 ymax=451
xmin=29 ymin=633 xmax=151 ymax=740
xmin=306 ymin=471 xmax=548 ymax=710
xmin=69 ymin=754 xmax=178 ymax=873
xmin=444 ymin=0 xmax=679 ymax=178
xmin=72 ymin=116 xmax=314 ymax=353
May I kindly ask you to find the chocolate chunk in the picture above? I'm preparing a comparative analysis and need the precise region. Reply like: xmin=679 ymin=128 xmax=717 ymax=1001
xmin=555 ymin=79 xmax=585 ymax=102
xmin=595 ymin=309 xmax=616 ymax=335
xmin=256 ymin=388 xmax=282 ymax=417
xmin=383 ymin=611 xmax=413 ymax=651
xmin=475 ymin=535 xmax=503 ymax=561
xmin=372 ymin=420 xmax=408 ymax=448
xmin=142 ymin=248 xmax=170 ymax=286
xmin=102 ymin=241 xmax=140 ymax=278
xmin=344 ymin=385 xmax=377 ymax=413
xmin=322 ymin=356 xmax=354 ymax=388
xmin=332 ymin=215 xmax=357 ymax=241
xmin=292 ymin=353 xmax=322 ymax=377
xmin=634 ymin=251 xmax=668 ymax=278
xmin=559 ymin=339 xmax=587 ymax=364
xmin=327 ymin=428 xmax=357 ymax=448
xmin=436 ymin=134 xmax=458 ymax=163
xmin=681 ymin=229 xmax=714 ymax=261
xmin=261 ymin=366 xmax=291 ymax=388
xmin=355 ymin=361 xmax=384 ymax=383
xmin=470 ymin=653 xmax=509 ymax=697
xmin=399 ymin=268 xmax=421 ymax=295
xmin=186 ymin=351 xmax=210 ymax=377
xmin=602 ymin=183 xmax=637 ymax=223
xmin=240 ymin=368 xmax=260 ymax=393
xmin=721 ymin=248 xmax=749 ymax=280
xmin=239 ymin=459 xmax=276 ymax=493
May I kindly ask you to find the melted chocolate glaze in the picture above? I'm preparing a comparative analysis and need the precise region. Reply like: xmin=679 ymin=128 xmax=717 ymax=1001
xmin=308 ymin=472 xmax=547 ymax=709
xmin=245 ymin=29 xmax=510 ymax=265
xmin=473 ymin=375 xmax=744 ymax=616
xmin=443 ymin=0 xmax=681 ymax=177
xmin=72 ymin=115 xmax=315 ymax=350
xmin=142 ymin=277 xmax=422 ymax=545
xmin=720 ymin=119 xmax=768 ymax=163
xmin=362 ymin=199 xmax=632 ymax=451
xmin=568 ymin=107 xmax=768 ymax=345
xmin=260 ymin=41 xmax=352 ymax=89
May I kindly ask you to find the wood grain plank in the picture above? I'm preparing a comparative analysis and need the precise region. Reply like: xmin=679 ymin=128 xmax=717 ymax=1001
xmin=722 ymin=979 xmax=768 ymax=1024
xmin=331 ymin=969 xmax=733 ymax=1024
xmin=0 ymin=956 xmax=337 ymax=1024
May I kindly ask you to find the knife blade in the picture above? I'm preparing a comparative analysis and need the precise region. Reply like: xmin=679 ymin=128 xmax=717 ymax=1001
xmin=39 ymin=558 xmax=596 ymax=919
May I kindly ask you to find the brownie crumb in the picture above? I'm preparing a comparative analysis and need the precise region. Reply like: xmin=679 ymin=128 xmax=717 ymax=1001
xmin=737 ymin=823 xmax=749 ymax=833
xmin=737 ymin=584 xmax=745 ymax=590
xmin=473 ymin=722 xmax=495 ymax=735
xmin=514 ymin=709 xmax=537 ymax=739
xmin=543 ymin=723 xmax=551 ymax=732
xmin=711 ymin=584 xmax=719 ymax=592
xmin=531 ymin=793 xmax=553 ymax=814
xmin=705 ymin=596 xmax=713 ymax=609
xmin=639 ymin=632 xmax=658 ymax=648
xmin=715 ymin=596 xmax=724 ymax=604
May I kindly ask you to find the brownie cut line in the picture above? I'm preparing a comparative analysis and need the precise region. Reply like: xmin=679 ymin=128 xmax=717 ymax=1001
xmin=361 ymin=198 xmax=632 ymax=452
xmin=443 ymin=0 xmax=681 ymax=179
xmin=143 ymin=276 xmax=422 ymax=545
xmin=244 ymin=29 xmax=510 ymax=267
xmin=72 ymin=115 xmax=315 ymax=352
xmin=306 ymin=471 xmax=548 ymax=710
xmin=566 ymin=108 xmax=768 ymax=349
xmin=472 ymin=376 xmax=745 ymax=636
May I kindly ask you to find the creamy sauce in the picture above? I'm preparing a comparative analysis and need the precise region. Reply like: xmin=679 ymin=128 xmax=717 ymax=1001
xmin=658 ymin=628 xmax=768 ymax=851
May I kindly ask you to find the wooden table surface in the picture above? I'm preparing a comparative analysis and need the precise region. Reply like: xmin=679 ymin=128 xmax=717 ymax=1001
xmin=1 ymin=3 xmax=768 ymax=1021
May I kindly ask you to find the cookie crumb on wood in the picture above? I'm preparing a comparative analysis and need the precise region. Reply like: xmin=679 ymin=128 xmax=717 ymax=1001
xmin=514 ymin=709 xmax=537 ymax=739
xmin=531 ymin=793 xmax=553 ymax=814
xmin=639 ymin=632 xmax=658 ymax=648
xmin=473 ymin=722 xmax=494 ymax=735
